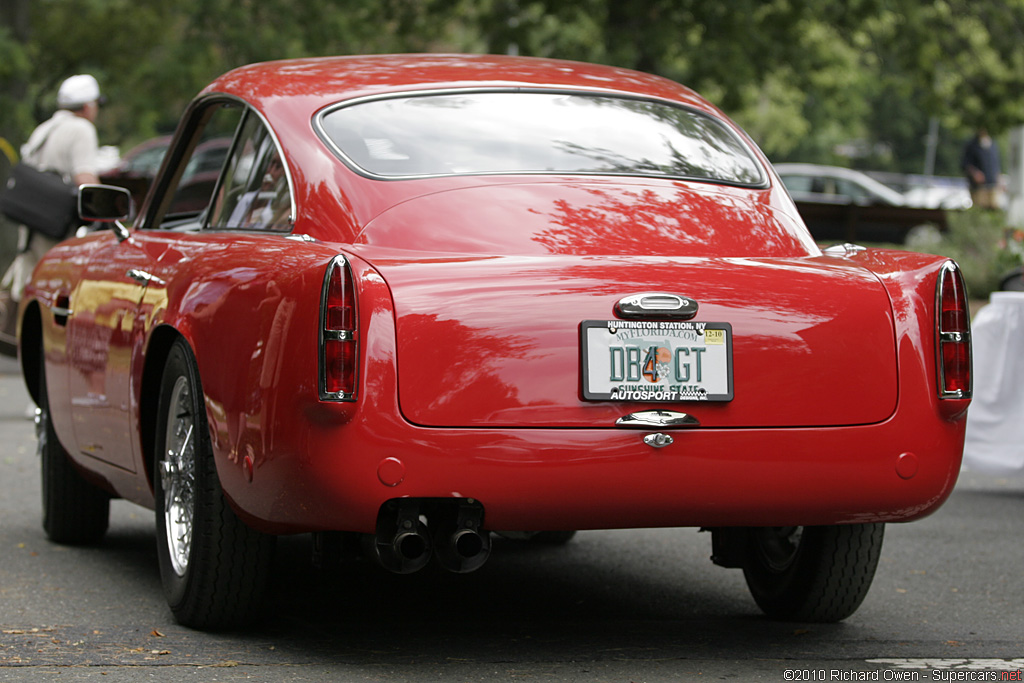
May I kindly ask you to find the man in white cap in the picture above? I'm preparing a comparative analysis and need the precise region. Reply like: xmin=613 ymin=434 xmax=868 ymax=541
xmin=22 ymin=73 xmax=102 ymax=190
xmin=4 ymin=74 xmax=103 ymax=304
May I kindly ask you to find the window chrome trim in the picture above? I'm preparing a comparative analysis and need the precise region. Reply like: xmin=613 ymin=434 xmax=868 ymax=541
xmin=140 ymin=94 xmax=297 ymax=233
xmin=313 ymin=87 xmax=769 ymax=188
xmin=206 ymin=105 xmax=297 ymax=233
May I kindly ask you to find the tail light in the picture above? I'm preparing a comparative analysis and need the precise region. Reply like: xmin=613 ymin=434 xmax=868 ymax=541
xmin=935 ymin=261 xmax=971 ymax=399
xmin=320 ymin=255 xmax=357 ymax=401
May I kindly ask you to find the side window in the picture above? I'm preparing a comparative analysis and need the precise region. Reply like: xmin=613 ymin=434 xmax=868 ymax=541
xmin=209 ymin=114 xmax=292 ymax=232
xmin=835 ymin=179 xmax=869 ymax=201
xmin=156 ymin=102 xmax=240 ymax=224
xmin=780 ymin=175 xmax=813 ymax=194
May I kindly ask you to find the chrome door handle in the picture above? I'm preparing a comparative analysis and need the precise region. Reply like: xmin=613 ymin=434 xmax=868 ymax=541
xmin=126 ymin=269 xmax=164 ymax=286
xmin=49 ymin=295 xmax=73 ymax=325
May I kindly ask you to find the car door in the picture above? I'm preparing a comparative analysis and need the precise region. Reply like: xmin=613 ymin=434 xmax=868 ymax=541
xmin=67 ymin=100 xmax=246 ymax=471
xmin=66 ymin=236 xmax=160 ymax=471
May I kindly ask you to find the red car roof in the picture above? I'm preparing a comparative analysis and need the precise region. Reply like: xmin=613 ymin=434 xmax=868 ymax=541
xmin=201 ymin=54 xmax=714 ymax=114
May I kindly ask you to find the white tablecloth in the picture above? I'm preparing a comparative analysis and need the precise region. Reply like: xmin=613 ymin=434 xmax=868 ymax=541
xmin=963 ymin=291 xmax=1024 ymax=474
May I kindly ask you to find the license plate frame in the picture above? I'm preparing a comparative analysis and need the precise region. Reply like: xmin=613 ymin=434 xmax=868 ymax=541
xmin=581 ymin=320 xmax=733 ymax=402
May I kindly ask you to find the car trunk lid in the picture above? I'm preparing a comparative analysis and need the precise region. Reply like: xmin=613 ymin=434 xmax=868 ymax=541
xmin=369 ymin=254 xmax=898 ymax=429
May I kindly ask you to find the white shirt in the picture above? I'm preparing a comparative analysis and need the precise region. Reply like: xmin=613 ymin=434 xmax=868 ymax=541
xmin=21 ymin=110 xmax=99 ymax=182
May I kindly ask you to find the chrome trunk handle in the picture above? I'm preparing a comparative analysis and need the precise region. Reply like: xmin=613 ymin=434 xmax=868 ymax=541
xmin=615 ymin=293 xmax=698 ymax=320
xmin=616 ymin=410 xmax=700 ymax=429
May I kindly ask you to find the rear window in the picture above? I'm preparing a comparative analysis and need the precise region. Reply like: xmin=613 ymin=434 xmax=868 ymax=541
xmin=317 ymin=91 xmax=765 ymax=186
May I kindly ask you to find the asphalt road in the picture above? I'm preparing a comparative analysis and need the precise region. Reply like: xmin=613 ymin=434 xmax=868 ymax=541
xmin=0 ymin=360 xmax=1022 ymax=682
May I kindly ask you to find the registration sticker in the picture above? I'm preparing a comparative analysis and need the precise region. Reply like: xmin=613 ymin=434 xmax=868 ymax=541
xmin=581 ymin=320 xmax=733 ymax=402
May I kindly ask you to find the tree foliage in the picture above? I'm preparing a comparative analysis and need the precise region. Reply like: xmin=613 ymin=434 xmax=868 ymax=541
xmin=2 ymin=0 xmax=1024 ymax=175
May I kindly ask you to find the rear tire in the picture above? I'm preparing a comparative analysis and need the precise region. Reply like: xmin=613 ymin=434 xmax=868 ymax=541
xmin=742 ymin=524 xmax=884 ymax=622
xmin=38 ymin=341 xmax=110 ymax=544
xmin=154 ymin=338 xmax=275 ymax=630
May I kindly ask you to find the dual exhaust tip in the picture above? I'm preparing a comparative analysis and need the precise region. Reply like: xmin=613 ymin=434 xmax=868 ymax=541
xmin=368 ymin=499 xmax=490 ymax=574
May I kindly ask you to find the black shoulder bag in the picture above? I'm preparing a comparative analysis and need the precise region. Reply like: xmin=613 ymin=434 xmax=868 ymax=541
xmin=0 ymin=125 xmax=80 ymax=240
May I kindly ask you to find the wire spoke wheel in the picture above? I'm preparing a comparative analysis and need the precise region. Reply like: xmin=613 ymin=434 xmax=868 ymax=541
xmin=160 ymin=376 xmax=196 ymax=577
xmin=154 ymin=338 xmax=275 ymax=630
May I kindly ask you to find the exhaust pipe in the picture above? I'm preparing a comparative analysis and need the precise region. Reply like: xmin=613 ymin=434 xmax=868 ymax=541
xmin=433 ymin=501 xmax=490 ymax=573
xmin=367 ymin=501 xmax=432 ymax=574
xmin=367 ymin=498 xmax=490 ymax=574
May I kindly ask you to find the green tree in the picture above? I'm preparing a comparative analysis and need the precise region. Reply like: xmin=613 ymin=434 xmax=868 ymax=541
xmin=3 ymin=0 xmax=1024 ymax=177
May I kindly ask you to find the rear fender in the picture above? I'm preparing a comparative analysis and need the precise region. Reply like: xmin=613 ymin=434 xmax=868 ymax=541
xmin=138 ymin=324 xmax=185 ymax=496
xmin=846 ymin=248 xmax=972 ymax=421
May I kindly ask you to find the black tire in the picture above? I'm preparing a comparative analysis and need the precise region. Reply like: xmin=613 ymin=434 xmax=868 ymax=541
xmin=154 ymin=338 xmax=275 ymax=630
xmin=38 ymin=341 xmax=110 ymax=544
xmin=742 ymin=523 xmax=884 ymax=623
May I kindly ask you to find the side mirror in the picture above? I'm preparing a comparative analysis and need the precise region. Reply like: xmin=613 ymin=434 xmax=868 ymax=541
xmin=78 ymin=184 xmax=132 ymax=242
xmin=79 ymin=184 xmax=132 ymax=221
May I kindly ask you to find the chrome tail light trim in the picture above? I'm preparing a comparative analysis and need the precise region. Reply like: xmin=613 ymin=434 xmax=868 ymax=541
xmin=935 ymin=261 xmax=972 ymax=400
xmin=319 ymin=255 xmax=358 ymax=401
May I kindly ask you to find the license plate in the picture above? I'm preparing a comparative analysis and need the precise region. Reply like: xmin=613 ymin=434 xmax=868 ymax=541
xmin=581 ymin=320 xmax=733 ymax=402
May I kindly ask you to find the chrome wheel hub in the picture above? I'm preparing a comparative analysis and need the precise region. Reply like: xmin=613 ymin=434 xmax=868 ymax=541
xmin=162 ymin=376 xmax=196 ymax=577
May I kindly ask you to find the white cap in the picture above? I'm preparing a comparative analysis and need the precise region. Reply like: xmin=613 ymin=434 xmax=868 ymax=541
xmin=57 ymin=74 xmax=101 ymax=109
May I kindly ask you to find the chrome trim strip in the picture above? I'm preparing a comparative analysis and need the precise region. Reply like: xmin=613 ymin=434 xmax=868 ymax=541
xmin=822 ymin=242 xmax=867 ymax=258
xmin=324 ymin=329 xmax=354 ymax=342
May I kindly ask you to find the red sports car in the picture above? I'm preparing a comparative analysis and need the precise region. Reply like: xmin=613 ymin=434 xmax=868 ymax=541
xmin=17 ymin=55 xmax=972 ymax=629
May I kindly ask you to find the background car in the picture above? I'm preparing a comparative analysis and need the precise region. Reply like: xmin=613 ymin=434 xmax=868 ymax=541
xmin=774 ymin=162 xmax=951 ymax=243
xmin=17 ymin=55 xmax=971 ymax=630
xmin=898 ymin=177 xmax=972 ymax=210
xmin=99 ymin=136 xmax=231 ymax=212
xmin=101 ymin=135 xmax=172 ymax=182
xmin=98 ymin=136 xmax=171 ymax=208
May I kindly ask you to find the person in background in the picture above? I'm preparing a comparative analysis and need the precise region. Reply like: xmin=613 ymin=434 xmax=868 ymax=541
xmin=961 ymin=126 xmax=1002 ymax=210
xmin=4 ymin=74 xmax=103 ymax=302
